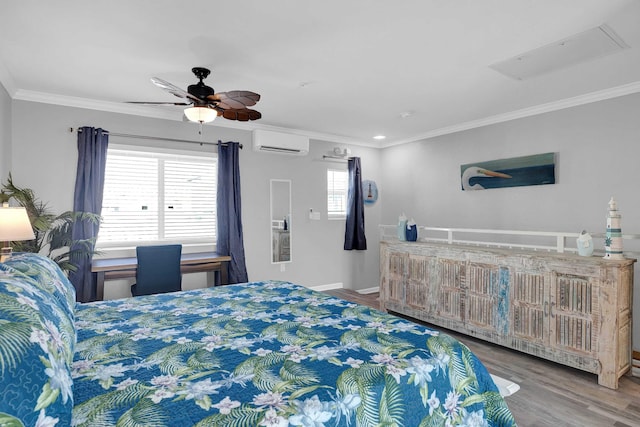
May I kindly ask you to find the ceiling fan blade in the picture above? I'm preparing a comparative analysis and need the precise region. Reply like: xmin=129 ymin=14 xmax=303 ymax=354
xmin=151 ymin=77 xmax=200 ymax=102
xmin=220 ymin=108 xmax=262 ymax=121
xmin=126 ymin=101 xmax=192 ymax=105
xmin=208 ymin=90 xmax=260 ymax=109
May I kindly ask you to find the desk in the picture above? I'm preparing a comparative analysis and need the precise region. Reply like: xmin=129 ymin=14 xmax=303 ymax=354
xmin=91 ymin=252 xmax=231 ymax=300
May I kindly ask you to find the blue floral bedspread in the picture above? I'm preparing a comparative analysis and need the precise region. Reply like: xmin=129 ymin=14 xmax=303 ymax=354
xmin=72 ymin=281 xmax=516 ymax=426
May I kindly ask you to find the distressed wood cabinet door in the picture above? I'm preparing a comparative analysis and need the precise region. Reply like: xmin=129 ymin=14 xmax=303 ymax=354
xmin=465 ymin=263 xmax=511 ymax=336
xmin=436 ymin=259 xmax=465 ymax=323
xmin=381 ymin=250 xmax=407 ymax=307
xmin=405 ymin=255 xmax=432 ymax=311
xmin=548 ymin=272 xmax=598 ymax=356
xmin=511 ymin=271 xmax=549 ymax=345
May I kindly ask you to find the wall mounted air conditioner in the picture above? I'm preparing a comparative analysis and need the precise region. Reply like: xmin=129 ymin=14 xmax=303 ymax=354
xmin=252 ymin=129 xmax=309 ymax=155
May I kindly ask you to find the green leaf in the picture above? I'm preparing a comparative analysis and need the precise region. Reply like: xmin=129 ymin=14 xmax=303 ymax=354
xmin=379 ymin=375 xmax=405 ymax=425
xmin=279 ymin=360 xmax=319 ymax=386
xmin=1 ymin=174 xmax=101 ymax=272
xmin=0 ymin=413 xmax=25 ymax=427
xmin=420 ymin=384 xmax=430 ymax=407
xmin=194 ymin=405 xmax=264 ymax=427
xmin=196 ymin=395 xmax=212 ymax=411
xmin=461 ymin=393 xmax=484 ymax=407
xmin=455 ymin=376 xmax=476 ymax=395
xmin=328 ymin=357 xmax=343 ymax=366
xmin=288 ymin=385 xmax=328 ymax=400
xmin=99 ymin=377 xmax=115 ymax=390
xmin=0 ymin=319 xmax=33 ymax=374
xmin=35 ymin=381 xmax=60 ymax=411
xmin=116 ymin=397 xmax=169 ymax=427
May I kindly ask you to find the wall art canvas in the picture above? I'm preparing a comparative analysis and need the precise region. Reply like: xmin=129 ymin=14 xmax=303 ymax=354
xmin=362 ymin=179 xmax=378 ymax=204
xmin=460 ymin=152 xmax=556 ymax=191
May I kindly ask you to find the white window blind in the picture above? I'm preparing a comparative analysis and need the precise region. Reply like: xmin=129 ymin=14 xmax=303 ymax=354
xmin=327 ymin=169 xmax=348 ymax=219
xmin=97 ymin=147 xmax=217 ymax=247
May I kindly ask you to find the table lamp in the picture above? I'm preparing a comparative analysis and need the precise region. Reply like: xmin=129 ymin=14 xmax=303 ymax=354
xmin=0 ymin=202 xmax=35 ymax=262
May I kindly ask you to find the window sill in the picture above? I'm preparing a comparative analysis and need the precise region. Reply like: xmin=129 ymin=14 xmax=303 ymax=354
xmin=94 ymin=242 xmax=216 ymax=259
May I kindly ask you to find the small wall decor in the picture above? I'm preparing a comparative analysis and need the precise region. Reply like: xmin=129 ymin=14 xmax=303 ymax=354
xmin=460 ymin=152 xmax=556 ymax=191
xmin=362 ymin=180 xmax=378 ymax=205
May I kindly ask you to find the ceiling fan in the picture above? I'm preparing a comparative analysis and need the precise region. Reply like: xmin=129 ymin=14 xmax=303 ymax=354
xmin=129 ymin=67 xmax=261 ymax=123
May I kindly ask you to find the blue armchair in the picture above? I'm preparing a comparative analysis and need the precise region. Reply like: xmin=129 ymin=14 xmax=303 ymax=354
xmin=131 ymin=244 xmax=182 ymax=296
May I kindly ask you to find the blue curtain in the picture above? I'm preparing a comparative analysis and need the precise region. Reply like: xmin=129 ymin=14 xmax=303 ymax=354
xmin=217 ymin=141 xmax=249 ymax=283
xmin=344 ymin=157 xmax=367 ymax=250
xmin=68 ymin=127 xmax=109 ymax=302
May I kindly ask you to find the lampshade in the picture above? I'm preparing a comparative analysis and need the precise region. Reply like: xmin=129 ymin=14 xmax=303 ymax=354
xmin=0 ymin=205 xmax=35 ymax=241
xmin=184 ymin=106 xmax=217 ymax=123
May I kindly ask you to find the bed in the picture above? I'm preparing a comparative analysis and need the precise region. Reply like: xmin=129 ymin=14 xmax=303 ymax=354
xmin=0 ymin=253 xmax=516 ymax=426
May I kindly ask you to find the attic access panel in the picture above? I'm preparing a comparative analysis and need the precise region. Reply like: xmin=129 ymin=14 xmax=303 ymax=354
xmin=490 ymin=25 xmax=629 ymax=80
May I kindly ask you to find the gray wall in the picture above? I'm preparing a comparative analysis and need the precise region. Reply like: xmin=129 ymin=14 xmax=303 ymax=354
xmin=242 ymin=137 xmax=382 ymax=290
xmin=8 ymin=100 xmax=382 ymax=297
xmin=6 ymin=93 xmax=640 ymax=350
xmin=380 ymin=92 xmax=640 ymax=351
xmin=0 ymin=83 xmax=10 ymax=180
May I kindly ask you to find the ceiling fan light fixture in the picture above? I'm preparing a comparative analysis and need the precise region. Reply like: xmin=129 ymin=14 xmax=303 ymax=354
xmin=184 ymin=106 xmax=217 ymax=123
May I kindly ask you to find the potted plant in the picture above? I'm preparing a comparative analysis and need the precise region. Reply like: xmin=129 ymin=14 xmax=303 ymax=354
xmin=1 ymin=174 xmax=101 ymax=273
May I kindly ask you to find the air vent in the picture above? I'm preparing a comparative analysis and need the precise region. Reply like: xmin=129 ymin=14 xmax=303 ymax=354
xmin=252 ymin=130 xmax=309 ymax=155
xmin=490 ymin=24 xmax=629 ymax=80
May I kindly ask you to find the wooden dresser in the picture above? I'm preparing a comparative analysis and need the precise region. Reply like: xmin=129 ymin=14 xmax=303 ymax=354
xmin=379 ymin=241 xmax=635 ymax=389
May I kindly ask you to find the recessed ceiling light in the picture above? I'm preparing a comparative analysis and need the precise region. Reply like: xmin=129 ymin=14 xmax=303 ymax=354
xmin=373 ymin=135 xmax=386 ymax=140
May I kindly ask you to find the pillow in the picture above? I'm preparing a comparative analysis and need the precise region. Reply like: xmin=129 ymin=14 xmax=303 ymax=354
xmin=0 ymin=265 xmax=74 ymax=426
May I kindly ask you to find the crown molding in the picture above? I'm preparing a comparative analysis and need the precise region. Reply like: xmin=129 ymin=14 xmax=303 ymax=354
xmin=13 ymin=89 xmax=182 ymax=120
xmin=12 ymin=80 xmax=640 ymax=150
xmin=381 ymin=80 xmax=640 ymax=148
xmin=11 ymin=89 xmax=372 ymax=147
xmin=0 ymin=62 xmax=16 ymax=97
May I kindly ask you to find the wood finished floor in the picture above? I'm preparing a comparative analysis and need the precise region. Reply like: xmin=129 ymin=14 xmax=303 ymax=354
xmin=324 ymin=289 xmax=640 ymax=427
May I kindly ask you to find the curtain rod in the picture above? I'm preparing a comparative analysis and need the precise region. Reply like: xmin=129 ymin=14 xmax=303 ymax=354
xmin=70 ymin=128 xmax=243 ymax=149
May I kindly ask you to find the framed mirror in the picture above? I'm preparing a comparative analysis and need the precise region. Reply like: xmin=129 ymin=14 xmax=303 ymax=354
xmin=270 ymin=179 xmax=291 ymax=264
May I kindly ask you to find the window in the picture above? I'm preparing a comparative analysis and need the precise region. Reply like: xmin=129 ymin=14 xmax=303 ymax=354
xmin=327 ymin=169 xmax=348 ymax=219
xmin=97 ymin=146 xmax=217 ymax=247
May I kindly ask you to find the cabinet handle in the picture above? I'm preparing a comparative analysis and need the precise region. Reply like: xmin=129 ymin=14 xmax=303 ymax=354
xmin=550 ymin=301 xmax=556 ymax=319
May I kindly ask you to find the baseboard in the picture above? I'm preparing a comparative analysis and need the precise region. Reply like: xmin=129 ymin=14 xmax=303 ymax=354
xmin=356 ymin=286 xmax=380 ymax=294
xmin=309 ymin=282 xmax=344 ymax=292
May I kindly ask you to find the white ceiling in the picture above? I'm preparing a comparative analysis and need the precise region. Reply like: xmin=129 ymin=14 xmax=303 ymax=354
xmin=1 ymin=0 xmax=639 ymax=147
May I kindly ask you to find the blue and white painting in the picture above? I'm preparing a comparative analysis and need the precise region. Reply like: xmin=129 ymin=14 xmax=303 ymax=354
xmin=460 ymin=152 xmax=556 ymax=191
xmin=362 ymin=179 xmax=378 ymax=204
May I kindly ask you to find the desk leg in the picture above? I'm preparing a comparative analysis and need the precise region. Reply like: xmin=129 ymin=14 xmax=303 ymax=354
xmin=96 ymin=272 xmax=105 ymax=301
xmin=206 ymin=270 xmax=216 ymax=287
xmin=220 ymin=262 xmax=229 ymax=285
